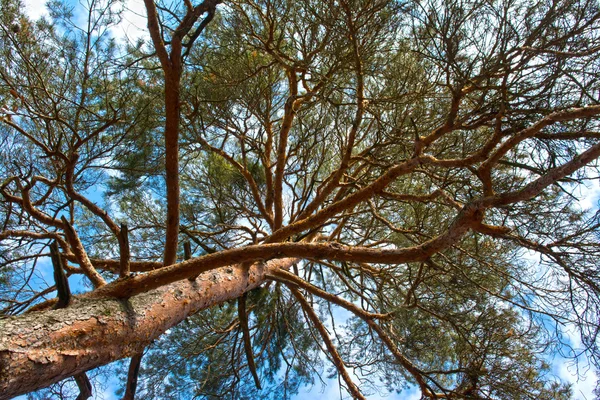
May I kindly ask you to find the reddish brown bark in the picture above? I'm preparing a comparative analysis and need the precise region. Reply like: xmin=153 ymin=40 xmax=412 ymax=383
xmin=3 ymin=139 xmax=594 ymax=398
xmin=0 ymin=257 xmax=296 ymax=399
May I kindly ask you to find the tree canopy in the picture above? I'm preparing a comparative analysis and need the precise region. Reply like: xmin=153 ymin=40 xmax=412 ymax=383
xmin=1 ymin=0 xmax=600 ymax=398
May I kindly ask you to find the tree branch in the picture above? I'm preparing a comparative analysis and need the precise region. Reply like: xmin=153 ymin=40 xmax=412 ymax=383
xmin=237 ymin=293 xmax=261 ymax=389
xmin=50 ymin=241 xmax=71 ymax=309
xmin=122 ymin=352 xmax=143 ymax=400
xmin=289 ymin=285 xmax=366 ymax=400
xmin=73 ymin=373 xmax=92 ymax=400
xmin=0 ymin=257 xmax=299 ymax=398
xmin=60 ymin=216 xmax=106 ymax=288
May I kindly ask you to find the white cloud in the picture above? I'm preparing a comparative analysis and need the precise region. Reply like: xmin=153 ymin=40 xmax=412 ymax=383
xmin=553 ymin=325 xmax=599 ymax=400
xmin=22 ymin=0 xmax=48 ymax=20
xmin=560 ymin=362 xmax=598 ymax=400
xmin=109 ymin=0 xmax=149 ymax=44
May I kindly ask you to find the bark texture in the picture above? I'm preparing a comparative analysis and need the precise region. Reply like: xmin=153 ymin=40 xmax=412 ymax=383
xmin=0 ymin=258 xmax=294 ymax=399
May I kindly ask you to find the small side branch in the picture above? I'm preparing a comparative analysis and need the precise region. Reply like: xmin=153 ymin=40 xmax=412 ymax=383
xmin=119 ymin=223 xmax=130 ymax=278
xmin=122 ymin=352 xmax=144 ymax=400
xmin=289 ymin=286 xmax=366 ymax=400
xmin=50 ymin=241 xmax=71 ymax=309
xmin=238 ymin=293 xmax=261 ymax=389
xmin=181 ymin=226 xmax=217 ymax=254
xmin=73 ymin=373 xmax=92 ymax=400
xmin=61 ymin=216 xmax=106 ymax=288
xmin=184 ymin=241 xmax=198 ymax=282
xmin=184 ymin=240 xmax=192 ymax=260
xmin=267 ymin=269 xmax=390 ymax=320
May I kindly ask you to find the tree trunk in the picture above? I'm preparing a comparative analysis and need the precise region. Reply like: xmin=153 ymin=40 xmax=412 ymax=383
xmin=0 ymin=258 xmax=294 ymax=399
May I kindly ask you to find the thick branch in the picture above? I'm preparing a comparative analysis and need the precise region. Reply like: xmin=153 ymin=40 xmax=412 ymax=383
xmin=89 ymin=205 xmax=479 ymax=299
xmin=0 ymin=230 xmax=68 ymax=250
xmin=84 ymin=258 xmax=162 ymax=273
xmin=92 ymin=138 xmax=600 ymax=299
xmin=162 ymin=70 xmax=181 ymax=266
xmin=486 ymin=141 xmax=600 ymax=207
xmin=142 ymin=0 xmax=170 ymax=70
xmin=0 ymin=258 xmax=297 ymax=398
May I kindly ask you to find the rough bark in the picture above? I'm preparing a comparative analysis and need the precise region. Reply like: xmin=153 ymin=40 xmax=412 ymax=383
xmin=0 ymin=258 xmax=295 ymax=399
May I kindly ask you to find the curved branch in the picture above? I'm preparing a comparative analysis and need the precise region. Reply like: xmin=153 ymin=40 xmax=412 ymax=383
xmin=288 ymin=285 xmax=366 ymax=400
